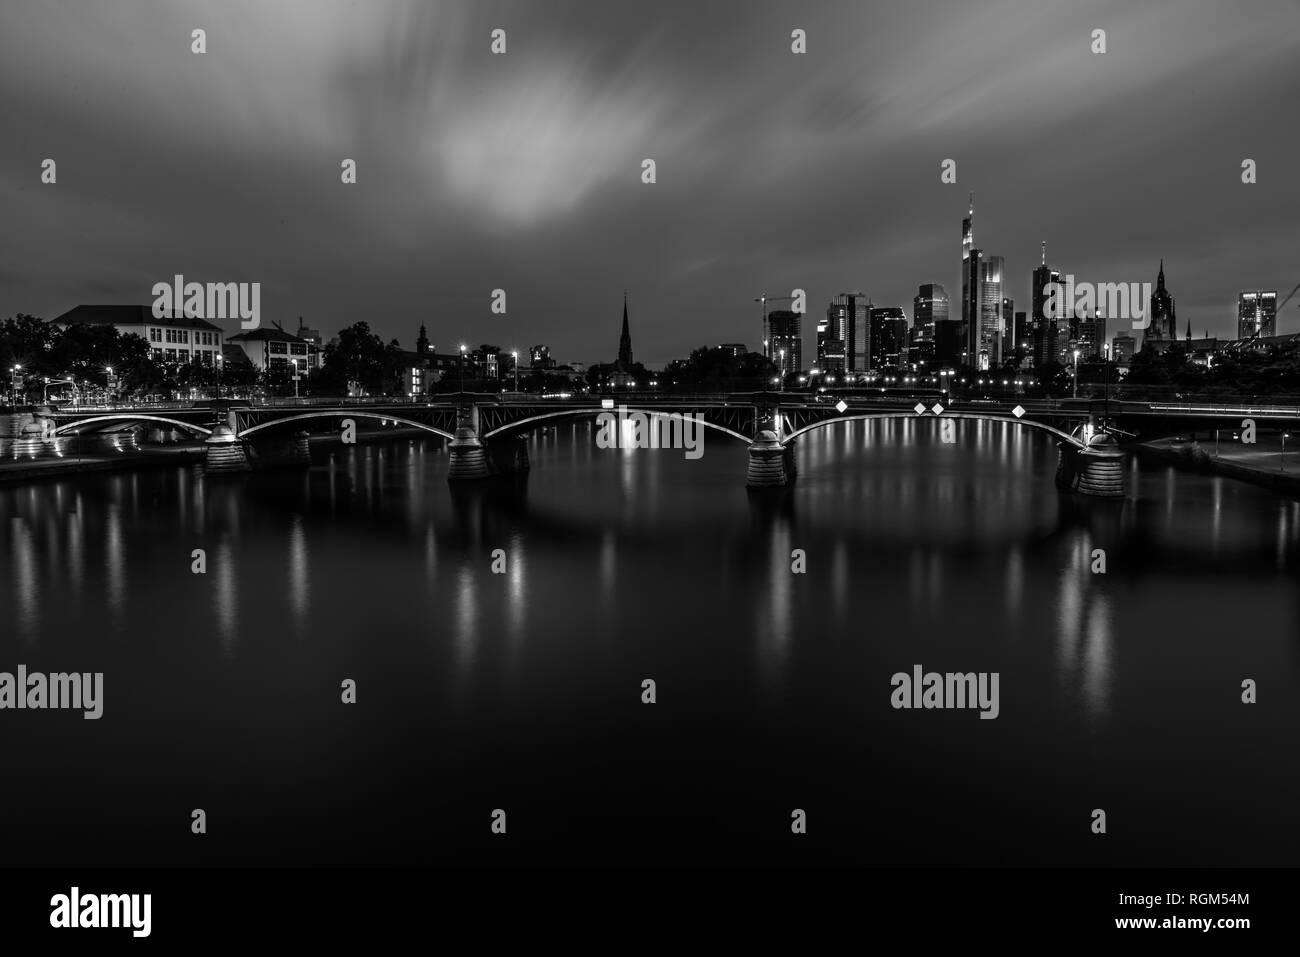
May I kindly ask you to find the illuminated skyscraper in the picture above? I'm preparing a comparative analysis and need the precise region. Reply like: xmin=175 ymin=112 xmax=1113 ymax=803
xmin=870 ymin=307 xmax=909 ymax=370
xmin=825 ymin=293 xmax=868 ymax=371
xmin=1031 ymin=242 xmax=1062 ymax=367
xmin=1238 ymin=290 xmax=1277 ymax=340
xmin=960 ymin=194 xmax=980 ymax=367
xmin=913 ymin=284 xmax=948 ymax=338
xmin=767 ymin=309 xmax=803 ymax=376
xmin=978 ymin=255 xmax=1005 ymax=368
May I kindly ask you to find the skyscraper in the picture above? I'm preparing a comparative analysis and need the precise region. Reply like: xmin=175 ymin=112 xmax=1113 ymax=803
xmin=913 ymin=284 xmax=946 ymax=371
xmin=1000 ymin=298 xmax=1015 ymax=363
xmin=826 ymin=292 xmax=871 ymax=372
xmin=1031 ymin=242 xmax=1062 ymax=368
xmin=870 ymin=307 xmax=908 ymax=370
xmin=767 ymin=309 xmax=802 ymax=377
xmin=1238 ymin=290 xmax=1278 ymax=340
xmin=961 ymin=194 xmax=981 ymax=367
xmin=913 ymin=284 xmax=948 ymax=338
xmin=1011 ymin=310 xmax=1028 ymax=363
xmin=978 ymin=255 xmax=1005 ymax=368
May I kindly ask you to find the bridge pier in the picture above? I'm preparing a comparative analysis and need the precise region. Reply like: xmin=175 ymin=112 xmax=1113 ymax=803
xmin=204 ymin=424 xmax=250 ymax=474
xmin=1055 ymin=435 xmax=1125 ymax=498
xmin=746 ymin=430 xmax=797 ymax=488
xmin=447 ymin=426 xmax=491 ymax=481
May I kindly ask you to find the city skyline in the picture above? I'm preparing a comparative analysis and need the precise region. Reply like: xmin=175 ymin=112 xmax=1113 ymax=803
xmin=3 ymin=0 xmax=1297 ymax=366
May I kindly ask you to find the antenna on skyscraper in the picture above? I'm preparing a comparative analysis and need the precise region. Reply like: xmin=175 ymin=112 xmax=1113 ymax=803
xmin=1041 ymin=241 xmax=1046 ymax=266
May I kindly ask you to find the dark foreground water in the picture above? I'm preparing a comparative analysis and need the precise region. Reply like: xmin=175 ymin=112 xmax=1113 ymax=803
xmin=2 ymin=418 xmax=1298 ymax=867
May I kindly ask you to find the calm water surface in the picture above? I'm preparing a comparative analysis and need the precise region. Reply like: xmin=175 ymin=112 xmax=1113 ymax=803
xmin=2 ymin=418 xmax=1298 ymax=867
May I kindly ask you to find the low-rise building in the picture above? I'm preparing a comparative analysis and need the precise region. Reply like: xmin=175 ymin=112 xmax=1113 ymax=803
xmin=226 ymin=325 xmax=321 ymax=373
xmin=52 ymin=304 xmax=225 ymax=366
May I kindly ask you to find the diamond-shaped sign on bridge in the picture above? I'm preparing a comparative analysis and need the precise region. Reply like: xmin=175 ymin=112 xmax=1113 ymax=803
xmin=913 ymin=403 xmax=926 ymax=415
xmin=835 ymin=400 xmax=848 ymax=413
xmin=931 ymin=403 xmax=945 ymax=415
xmin=1012 ymin=405 xmax=1026 ymax=418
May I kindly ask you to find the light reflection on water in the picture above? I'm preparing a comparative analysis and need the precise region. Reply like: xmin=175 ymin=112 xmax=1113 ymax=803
xmin=0 ymin=417 xmax=1298 ymax=866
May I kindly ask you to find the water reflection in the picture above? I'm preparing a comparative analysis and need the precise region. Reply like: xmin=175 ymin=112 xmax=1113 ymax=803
xmin=2 ymin=419 xmax=1299 ymax=867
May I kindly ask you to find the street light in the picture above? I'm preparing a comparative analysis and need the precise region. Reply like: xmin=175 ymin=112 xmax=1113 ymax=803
xmin=1283 ymin=432 xmax=1291 ymax=472
xmin=459 ymin=344 xmax=467 ymax=392
xmin=1072 ymin=348 xmax=1081 ymax=399
xmin=291 ymin=358 xmax=300 ymax=398
xmin=511 ymin=350 xmax=519 ymax=392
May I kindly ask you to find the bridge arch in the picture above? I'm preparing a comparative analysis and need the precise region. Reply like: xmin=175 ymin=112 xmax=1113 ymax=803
xmin=237 ymin=410 xmax=456 ymax=442
xmin=482 ymin=407 xmax=752 ymax=444
xmin=779 ymin=411 xmax=1085 ymax=448
xmin=53 ymin=414 xmax=214 ymax=437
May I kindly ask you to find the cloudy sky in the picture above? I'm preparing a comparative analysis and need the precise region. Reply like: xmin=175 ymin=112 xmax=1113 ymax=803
xmin=2 ymin=0 xmax=1297 ymax=366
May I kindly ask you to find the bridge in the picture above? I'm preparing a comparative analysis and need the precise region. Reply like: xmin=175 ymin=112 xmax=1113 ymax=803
xmin=26 ymin=392 xmax=1300 ymax=497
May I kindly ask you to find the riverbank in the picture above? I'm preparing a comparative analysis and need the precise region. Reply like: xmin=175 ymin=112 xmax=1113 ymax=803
xmin=0 ymin=427 xmax=446 ymax=486
xmin=1132 ymin=436 xmax=1300 ymax=496
xmin=0 ymin=445 xmax=204 ymax=484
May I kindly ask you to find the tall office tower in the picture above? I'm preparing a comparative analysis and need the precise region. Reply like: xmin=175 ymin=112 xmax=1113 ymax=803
xmin=818 ymin=301 xmax=848 ymax=373
xmin=960 ymin=194 xmax=981 ymax=367
xmin=977 ymin=255 xmax=1005 ymax=368
xmin=870 ymin=307 xmax=909 ymax=370
xmin=827 ymin=292 xmax=871 ymax=371
xmin=912 ymin=284 xmax=947 ymax=371
xmin=1238 ymin=290 xmax=1278 ymax=339
xmin=1011 ymin=310 xmax=1028 ymax=362
xmin=1144 ymin=261 xmax=1177 ymax=350
xmin=816 ymin=311 xmax=832 ymax=367
xmin=767 ymin=309 xmax=803 ymax=377
xmin=1031 ymin=242 xmax=1062 ymax=367
xmin=914 ymin=284 xmax=949 ymax=338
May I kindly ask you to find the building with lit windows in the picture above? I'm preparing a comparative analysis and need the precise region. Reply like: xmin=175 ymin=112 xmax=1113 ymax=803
xmin=226 ymin=324 xmax=321 ymax=373
xmin=52 ymin=304 xmax=225 ymax=366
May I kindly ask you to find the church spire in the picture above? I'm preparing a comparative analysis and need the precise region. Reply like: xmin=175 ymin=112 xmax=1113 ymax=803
xmin=617 ymin=291 xmax=633 ymax=367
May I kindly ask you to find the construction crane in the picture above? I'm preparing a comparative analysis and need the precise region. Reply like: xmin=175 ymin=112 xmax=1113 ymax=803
xmin=754 ymin=294 xmax=796 ymax=360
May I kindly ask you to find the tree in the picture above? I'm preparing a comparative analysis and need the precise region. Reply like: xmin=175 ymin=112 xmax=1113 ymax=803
xmin=317 ymin=322 xmax=401 ymax=395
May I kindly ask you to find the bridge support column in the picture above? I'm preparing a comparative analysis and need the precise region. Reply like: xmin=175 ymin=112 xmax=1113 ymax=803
xmin=204 ymin=424 xmax=250 ymax=474
xmin=293 ymin=431 xmax=312 ymax=466
xmin=1055 ymin=437 xmax=1125 ymax=498
xmin=447 ymin=426 xmax=491 ymax=481
xmin=746 ymin=430 xmax=797 ymax=488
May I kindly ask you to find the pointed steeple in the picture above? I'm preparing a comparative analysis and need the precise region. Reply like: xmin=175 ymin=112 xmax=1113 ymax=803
xmin=1185 ymin=317 xmax=1191 ymax=341
xmin=617 ymin=291 xmax=633 ymax=367
xmin=416 ymin=323 xmax=429 ymax=355
xmin=1157 ymin=259 xmax=1165 ymax=289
